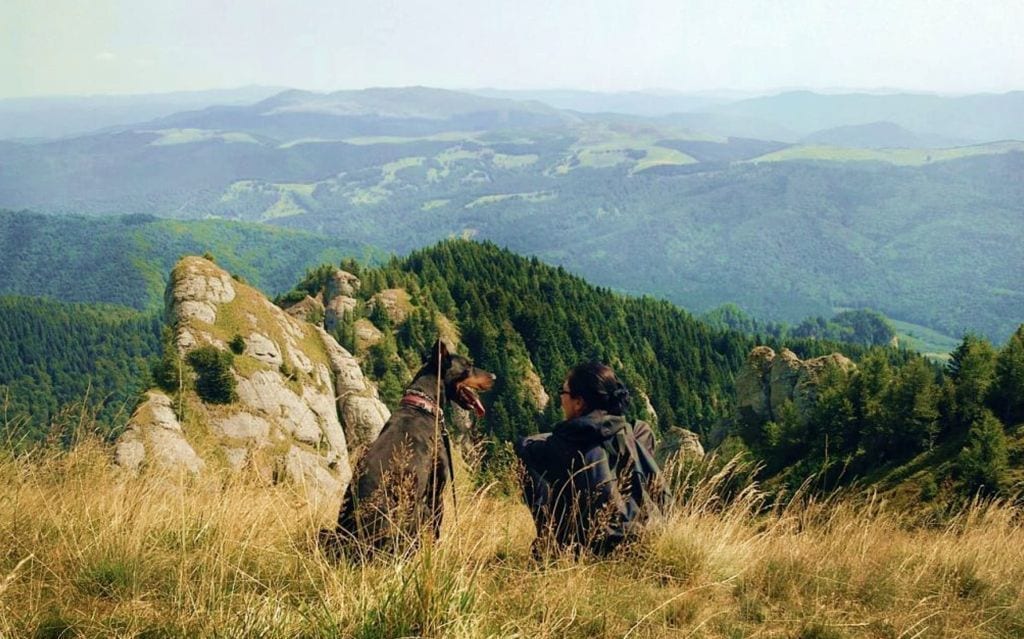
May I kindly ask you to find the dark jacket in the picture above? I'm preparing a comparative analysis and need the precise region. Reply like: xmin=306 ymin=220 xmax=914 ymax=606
xmin=515 ymin=410 xmax=662 ymax=555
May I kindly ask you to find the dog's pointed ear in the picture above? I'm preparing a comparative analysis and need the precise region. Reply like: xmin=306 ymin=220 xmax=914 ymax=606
xmin=424 ymin=338 xmax=449 ymax=366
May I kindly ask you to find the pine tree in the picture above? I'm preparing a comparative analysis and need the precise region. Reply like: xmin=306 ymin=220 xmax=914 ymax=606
xmin=989 ymin=325 xmax=1024 ymax=426
xmin=957 ymin=410 xmax=1008 ymax=495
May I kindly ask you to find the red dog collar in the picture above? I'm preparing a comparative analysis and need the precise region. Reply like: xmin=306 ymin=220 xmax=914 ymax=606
xmin=400 ymin=391 xmax=444 ymax=419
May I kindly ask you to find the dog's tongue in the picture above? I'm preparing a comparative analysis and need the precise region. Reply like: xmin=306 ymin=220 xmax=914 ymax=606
xmin=461 ymin=387 xmax=486 ymax=418
xmin=469 ymin=395 xmax=486 ymax=418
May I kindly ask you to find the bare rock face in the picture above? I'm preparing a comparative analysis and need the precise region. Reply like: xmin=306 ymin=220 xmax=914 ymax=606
xmin=355 ymin=318 xmax=384 ymax=350
xmin=164 ymin=257 xmax=236 ymax=330
xmin=657 ymin=426 xmax=706 ymax=462
xmin=318 ymin=326 xmax=391 ymax=447
xmin=735 ymin=346 xmax=776 ymax=425
xmin=116 ymin=391 xmax=205 ymax=475
xmin=324 ymin=295 xmax=358 ymax=332
xmin=523 ymin=363 xmax=550 ymax=412
xmin=736 ymin=346 xmax=856 ymax=428
xmin=326 ymin=270 xmax=360 ymax=300
xmin=116 ymin=256 xmax=387 ymax=510
xmin=284 ymin=295 xmax=325 ymax=324
xmin=323 ymin=269 xmax=361 ymax=333
xmin=769 ymin=349 xmax=803 ymax=416
xmin=637 ymin=389 xmax=659 ymax=426
xmin=369 ymin=288 xmax=412 ymax=324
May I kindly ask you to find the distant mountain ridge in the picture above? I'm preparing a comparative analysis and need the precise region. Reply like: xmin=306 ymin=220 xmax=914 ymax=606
xmin=145 ymin=86 xmax=578 ymax=141
xmin=0 ymin=86 xmax=285 ymax=140
xmin=800 ymin=121 xmax=963 ymax=149
xmin=1 ymin=85 xmax=1021 ymax=342
xmin=708 ymin=90 xmax=1024 ymax=142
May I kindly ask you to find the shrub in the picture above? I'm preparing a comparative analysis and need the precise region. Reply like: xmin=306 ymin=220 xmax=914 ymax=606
xmin=76 ymin=556 xmax=136 ymax=599
xmin=186 ymin=346 xmax=237 ymax=404
xmin=152 ymin=327 xmax=185 ymax=393
xmin=229 ymin=334 xmax=246 ymax=355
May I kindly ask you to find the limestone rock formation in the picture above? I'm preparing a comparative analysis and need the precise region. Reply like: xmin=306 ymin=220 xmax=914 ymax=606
xmin=657 ymin=427 xmax=706 ymax=462
xmin=326 ymin=269 xmax=360 ymax=299
xmin=117 ymin=391 xmax=204 ymax=474
xmin=369 ymin=288 xmax=412 ymax=325
xmin=284 ymin=295 xmax=325 ymax=324
xmin=116 ymin=256 xmax=389 ymax=508
xmin=355 ymin=318 xmax=384 ymax=349
xmin=318 ymin=326 xmax=390 ymax=446
xmin=637 ymin=389 xmax=659 ymax=426
xmin=523 ymin=364 xmax=550 ymax=412
xmin=736 ymin=346 xmax=856 ymax=427
xmin=324 ymin=295 xmax=358 ymax=332
xmin=323 ymin=269 xmax=361 ymax=333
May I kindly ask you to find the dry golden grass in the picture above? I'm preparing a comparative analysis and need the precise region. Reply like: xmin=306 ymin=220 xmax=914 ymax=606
xmin=2 ymin=439 xmax=1024 ymax=638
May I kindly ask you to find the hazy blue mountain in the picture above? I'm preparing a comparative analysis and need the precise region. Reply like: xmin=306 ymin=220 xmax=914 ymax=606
xmin=801 ymin=121 xmax=961 ymax=148
xmin=0 ymin=86 xmax=284 ymax=141
xmin=656 ymin=112 xmax=800 ymax=142
xmin=708 ymin=90 xmax=1024 ymax=142
xmin=470 ymin=88 xmax=728 ymax=116
xmin=145 ymin=87 xmax=578 ymax=141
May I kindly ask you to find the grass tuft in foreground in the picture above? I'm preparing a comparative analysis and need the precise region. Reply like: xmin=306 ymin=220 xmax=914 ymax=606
xmin=2 ymin=436 xmax=1024 ymax=637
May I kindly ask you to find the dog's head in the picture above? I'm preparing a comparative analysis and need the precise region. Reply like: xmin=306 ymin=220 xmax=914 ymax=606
xmin=424 ymin=340 xmax=496 ymax=417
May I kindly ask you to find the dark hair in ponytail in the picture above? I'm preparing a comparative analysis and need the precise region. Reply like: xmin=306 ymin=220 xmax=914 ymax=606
xmin=566 ymin=361 xmax=630 ymax=416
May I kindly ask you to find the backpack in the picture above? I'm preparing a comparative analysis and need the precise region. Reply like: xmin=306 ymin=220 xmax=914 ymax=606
xmin=590 ymin=420 xmax=665 ymax=552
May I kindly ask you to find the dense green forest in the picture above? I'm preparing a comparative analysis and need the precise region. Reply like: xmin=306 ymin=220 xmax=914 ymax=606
xmin=0 ymin=210 xmax=377 ymax=310
xmin=285 ymin=240 xmax=865 ymax=440
xmin=0 ymin=297 xmax=162 ymax=445
xmin=282 ymin=241 xmax=1022 ymax=501
xmin=703 ymin=304 xmax=898 ymax=347
xmin=2 ymin=238 xmax=1019 ymax=503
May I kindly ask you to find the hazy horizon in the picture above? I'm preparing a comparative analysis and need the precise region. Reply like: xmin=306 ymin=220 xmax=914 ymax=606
xmin=4 ymin=83 xmax=1020 ymax=103
xmin=3 ymin=0 xmax=1023 ymax=100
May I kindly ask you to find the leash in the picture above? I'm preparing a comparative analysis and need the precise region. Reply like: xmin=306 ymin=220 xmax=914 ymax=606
xmin=434 ymin=343 xmax=460 ymax=526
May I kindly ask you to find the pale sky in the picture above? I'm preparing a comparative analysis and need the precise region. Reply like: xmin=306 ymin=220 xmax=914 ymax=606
xmin=2 ymin=0 xmax=1023 ymax=99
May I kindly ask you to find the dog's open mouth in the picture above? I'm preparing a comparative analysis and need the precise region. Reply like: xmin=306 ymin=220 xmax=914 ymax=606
xmin=456 ymin=384 xmax=487 ymax=418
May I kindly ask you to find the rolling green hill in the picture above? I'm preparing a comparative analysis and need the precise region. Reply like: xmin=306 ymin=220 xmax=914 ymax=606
xmin=1 ymin=87 xmax=1021 ymax=343
xmin=0 ymin=210 xmax=379 ymax=310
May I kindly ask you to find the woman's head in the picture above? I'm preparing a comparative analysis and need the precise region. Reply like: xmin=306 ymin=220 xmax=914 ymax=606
xmin=559 ymin=361 xmax=630 ymax=419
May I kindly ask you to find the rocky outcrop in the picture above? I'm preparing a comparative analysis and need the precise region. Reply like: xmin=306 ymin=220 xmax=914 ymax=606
xmin=323 ymin=269 xmax=361 ymax=333
xmin=736 ymin=346 xmax=856 ymax=427
xmin=324 ymin=295 xmax=358 ymax=332
xmin=355 ymin=318 xmax=384 ymax=349
xmin=116 ymin=256 xmax=389 ymax=509
xmin=326 ymin=270 xmax=360 ymax=299
xmin=369 ymin=288 xmax=412 ymax=325
xmin=116 ymin=391 xmax=204 ymax=474
xmin=657 ymin=427 xmax=705 ymax=462
xmin=637 ymin=389 xmax=658 ymax=426
xmin=318 ymin=326 xmax=390 ymax=446
xmin=284 ymin=295 xmax=324 ymax=324
xmin=523 ymin=363 xmax=550 ymax=412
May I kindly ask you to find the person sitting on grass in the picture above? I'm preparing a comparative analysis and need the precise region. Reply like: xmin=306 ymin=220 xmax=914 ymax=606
xmin=515 ymin=361 xmax=663 ymax=556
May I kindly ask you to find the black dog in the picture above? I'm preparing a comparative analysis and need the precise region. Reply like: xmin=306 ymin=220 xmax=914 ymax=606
xmin=322 ymin=340 xmax=495 ymax=554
